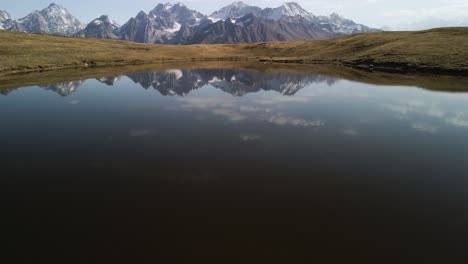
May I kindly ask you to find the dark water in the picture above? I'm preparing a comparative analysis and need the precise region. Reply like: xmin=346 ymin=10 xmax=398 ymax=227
xmin=2 ymin=68 xmax=468 ymax=262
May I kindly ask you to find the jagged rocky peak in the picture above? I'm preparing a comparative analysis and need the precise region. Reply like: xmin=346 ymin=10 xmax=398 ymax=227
xmin=150 ymin=2 xmax=205 ymax=25
xmin=151 ymin=2 xmax=186 ymax=13
xmin=136 ymin=11 xmax=148 ymax=19
xmin=10 ymin=3 xmax=83 ymax=35
xmin=119 ymin=2 xmax=206 ymax=44
xmin=76 ymin=15 xmax=120 ymax=39
xmin=209 ymin=1 xmax=262 ymax=21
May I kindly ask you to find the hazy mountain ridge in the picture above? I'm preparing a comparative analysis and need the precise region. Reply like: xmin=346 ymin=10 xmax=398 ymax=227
xmin=386 ymin=16 xmax=468 ymax=31
xmin=0 ymin=2 xmax=379 ymax=43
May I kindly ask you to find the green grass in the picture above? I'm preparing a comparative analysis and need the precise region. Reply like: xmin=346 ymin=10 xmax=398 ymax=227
xmin=1 ymin=28 xmax=468 ymax=76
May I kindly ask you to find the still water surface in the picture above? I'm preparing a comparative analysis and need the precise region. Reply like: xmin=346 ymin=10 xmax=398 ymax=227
xmin=2 ymin=68 xmax=468 ymax=262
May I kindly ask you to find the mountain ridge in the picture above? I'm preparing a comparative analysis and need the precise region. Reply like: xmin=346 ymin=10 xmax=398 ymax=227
xmin=1 ymin=2 xmax=380 ymax=43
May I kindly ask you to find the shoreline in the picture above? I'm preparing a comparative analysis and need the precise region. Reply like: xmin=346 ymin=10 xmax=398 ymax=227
xmin=2 ymin=57 xmax=468 ymax=78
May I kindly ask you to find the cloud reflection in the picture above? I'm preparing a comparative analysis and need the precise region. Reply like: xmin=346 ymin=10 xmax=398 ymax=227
xmin=129 ymin=129 xmax=154 ymax=137
xmin=269 ymin=114 xmax=324 ymax=127
xmin=240 ymin=134 xmax=261 ymax=141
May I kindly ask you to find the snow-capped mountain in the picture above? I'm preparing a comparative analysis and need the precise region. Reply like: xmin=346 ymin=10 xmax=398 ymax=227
xmin=8 ymin=3 xmax=83 ymax=35
xmin=197 ymin=2 xmax=377 ymax=44
xmin=1 ymin=2 xmax=380 ymax=44
xmin=179 ymin=2 xmax=378 ymax=44
xmin=0 ymin=10 xmax=12 ymax=29
xmin=119 ymin=2 xmax=206 ymax=43
xmin=261 ymin=2 xmax=316 ymax=22
xmin=209 ymin=1 xmax=262 ymax=22
xmin=183 ymin=13 xmax=336 ymax=44
xmin=76 ymin=15 xmax=120 ymax=39
xmin=208 ymin=2 xmax=317 ymax=22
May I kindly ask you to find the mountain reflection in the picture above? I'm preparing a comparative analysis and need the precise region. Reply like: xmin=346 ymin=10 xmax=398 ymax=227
xmin=126 ymin=69 xmax=337 ymax=96
xmin=97 ymin=76 xmax=122 ymax=86
xmin=40 ymin=81 xmax=84 ymax=97
xmin=2 ymin=69 xmax=338 ymax=97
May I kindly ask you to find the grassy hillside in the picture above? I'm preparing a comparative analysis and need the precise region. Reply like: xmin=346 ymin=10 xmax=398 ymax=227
xmin=250 ymin=27 xmax=468 ymax=74
xmin=1 ymin=28 xmax=467 ymax=76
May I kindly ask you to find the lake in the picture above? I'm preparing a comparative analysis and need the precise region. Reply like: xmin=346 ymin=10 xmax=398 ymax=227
xmin=2 ymin=66 xmax=468 ymax=262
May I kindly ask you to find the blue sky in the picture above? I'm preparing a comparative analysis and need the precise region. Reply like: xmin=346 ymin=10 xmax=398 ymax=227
xmin=2 ymin=0 xmax=468 ymax=28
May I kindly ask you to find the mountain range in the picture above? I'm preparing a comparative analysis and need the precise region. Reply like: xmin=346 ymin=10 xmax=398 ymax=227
xmin=0 ymin=2 xmax=380 ymax=44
